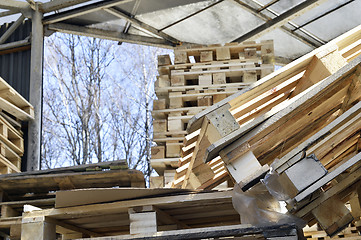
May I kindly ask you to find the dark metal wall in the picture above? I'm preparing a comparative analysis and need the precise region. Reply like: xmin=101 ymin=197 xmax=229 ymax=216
xmin=0 ymin=19 xmax=31 ymax=100
xmin=0 ymin=19 xmax=32 ymax=171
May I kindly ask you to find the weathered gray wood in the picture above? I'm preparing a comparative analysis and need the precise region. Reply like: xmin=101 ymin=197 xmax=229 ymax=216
xmin=295 ymin=151 xmax=361 ymax=202
xmin=294 ymin=166 xmax=361 ymax=217
xmin=76 ymin=223 xmax=300 ymax=240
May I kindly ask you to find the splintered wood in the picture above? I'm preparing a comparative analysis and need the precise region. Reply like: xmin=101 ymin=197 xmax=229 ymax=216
xmin=177 ymin=24 xmax=361 ymax=237
xmin=151 ymin=41 xmax=275 ymax=185
xmin=0 ymin=76 xmax=34 ymax=174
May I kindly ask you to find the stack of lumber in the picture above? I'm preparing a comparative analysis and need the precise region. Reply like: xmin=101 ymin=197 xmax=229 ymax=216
xmin=18 ymin=188 xmax=304 ymax=239
xmin=151 ymin=40 xmax=275 ymax=187
xmin=0 ymin=160 xmax=145 ymax=239
xmin=173 ymin=23 xmax=361 ymax=236
xmin=0 ymin=76 xmax=34 ymax=174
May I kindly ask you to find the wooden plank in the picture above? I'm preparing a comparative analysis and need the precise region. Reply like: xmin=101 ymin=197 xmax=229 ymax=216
xmin=0 ymin=169 xmax=145 ymax=195
xmin=26 ymin=191 xmax=233 ymax=220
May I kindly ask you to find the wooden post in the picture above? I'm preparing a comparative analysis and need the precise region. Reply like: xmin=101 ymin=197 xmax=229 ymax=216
xmin=21 ymin=216 xmax=56 ymax=240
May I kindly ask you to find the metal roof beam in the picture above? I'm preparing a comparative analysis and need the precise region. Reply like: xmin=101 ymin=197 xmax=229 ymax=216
xmin=43 ymin=0 xmax=134 ymax=25
xmin=47 ymin=23 xmax=175 ymax=48
xmin=159 ymin=0 xmax=224 ymax=32
xmin=40 ymin=0 xmax=94 ymax=13
xmin=0 ymin=14 xmax=25 ymax=44
xmin=104 ymin=7 xmax=181 ymax=45
xmin=231 ymin=0 xmax=320 ymax=48
xmin=0 ymin=0 xmax=28 ymax=11
xmin=232 ymin=0 xmax=328 ymax=43
xmin=0 ymin=9 xmax=19 ymax=17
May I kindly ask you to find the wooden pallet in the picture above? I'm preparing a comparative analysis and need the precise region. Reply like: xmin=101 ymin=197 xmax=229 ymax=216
xmin=152 ymin=41 xmax=275 ymax=177
xmin=172 ymin=24 xmax=361 ymax=237
xmin=0 ymin=76 xmax=34 ymax=121
xmin=178 ymin=23 xmax=361 ymax=191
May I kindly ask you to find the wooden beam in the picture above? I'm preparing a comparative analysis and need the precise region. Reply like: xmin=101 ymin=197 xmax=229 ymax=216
xmin=46 ymin=23 xmax=174 ymax=48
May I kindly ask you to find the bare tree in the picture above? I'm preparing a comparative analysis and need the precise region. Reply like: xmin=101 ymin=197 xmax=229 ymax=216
xmin=42 ymin=33 xmax=115 ymax=167
xmin=42 ymin=32 xmax=170 ymax=184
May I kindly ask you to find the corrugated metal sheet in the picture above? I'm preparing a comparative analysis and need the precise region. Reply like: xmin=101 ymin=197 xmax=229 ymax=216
xmin=0 ymin=19 xmax=31 ymax=100
xmin=0 ymin=20 xmax=32 ymax=171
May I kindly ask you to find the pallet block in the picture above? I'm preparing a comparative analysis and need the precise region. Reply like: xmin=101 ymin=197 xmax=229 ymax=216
xmin=277 ymin=155 xmax=327 ymax=198
xmin=156 ymin=75 xmax=170 ymax=88
xmin=166 ymin=141 xmax=181 ymax=158
xmin=312 ymin=196 xmax=354 ymax=237
xmin=243 ymin=71 xmax=257 ymax=83
xmin=197 ymin=96 xmax=213 ymax=106
xmin=153 ymin=119 xmax=167 ymax=133
xmin=198 ymin=74 xmax=212 ymax=85
xmin=174 ymin=51 xmax=188 ymax=64
xmin=153 ymin=99 xmax=166 ymax=110
xmin=171 ymin=70 xmax=185 ymax=86
xmin=168 ymin=118 xmax=183 ymax=132
xmin=213 ymin=72 xmax=226 ymax=84
xmin=216 ymin=47 xmax=231 ymax=61
xmin=129 ymin=211 xmax=157 ymax=235
xmin=169 ymin=92 xmax=183 ymax=108
xmin=150 ymin=176 xmax=164 ymax=188
xmin=151 ymin=146 xmax=165 ymax=159
xmin=200 ymin=51 xmax=213 ymax=62
xmin=158 ymin=55 xmax=171 ymax=66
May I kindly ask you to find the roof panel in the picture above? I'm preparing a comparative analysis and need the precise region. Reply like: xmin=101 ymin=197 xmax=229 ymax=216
xmin=18 ymin=0 xmax=361 ymax=60
xmin=140 ymin=1 xmax=265 ymax=45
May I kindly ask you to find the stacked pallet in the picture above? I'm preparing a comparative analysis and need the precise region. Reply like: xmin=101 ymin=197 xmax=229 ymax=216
xmin=0 ymin=76 xmax=34 ymax=174
xmin=151 ymin=41 xmax=275 ymax=186
xmin=173 ymin=24 xmax=361 ymax=236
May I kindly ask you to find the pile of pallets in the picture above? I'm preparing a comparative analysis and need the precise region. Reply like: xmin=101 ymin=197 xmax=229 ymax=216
xmin=173 ymin=24 xmax=361 ymax=237
xmin=151 ymin=41 xmax=275 ymax=186
xmin=0 ymin=76 xmax=34 ymax=174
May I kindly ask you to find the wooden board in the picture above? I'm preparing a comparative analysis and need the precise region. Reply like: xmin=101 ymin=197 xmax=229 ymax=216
xmin=0 ymin=169 xmax=145 ymax=195
xmin=55 ymin=188 xmax=194 ymax=208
